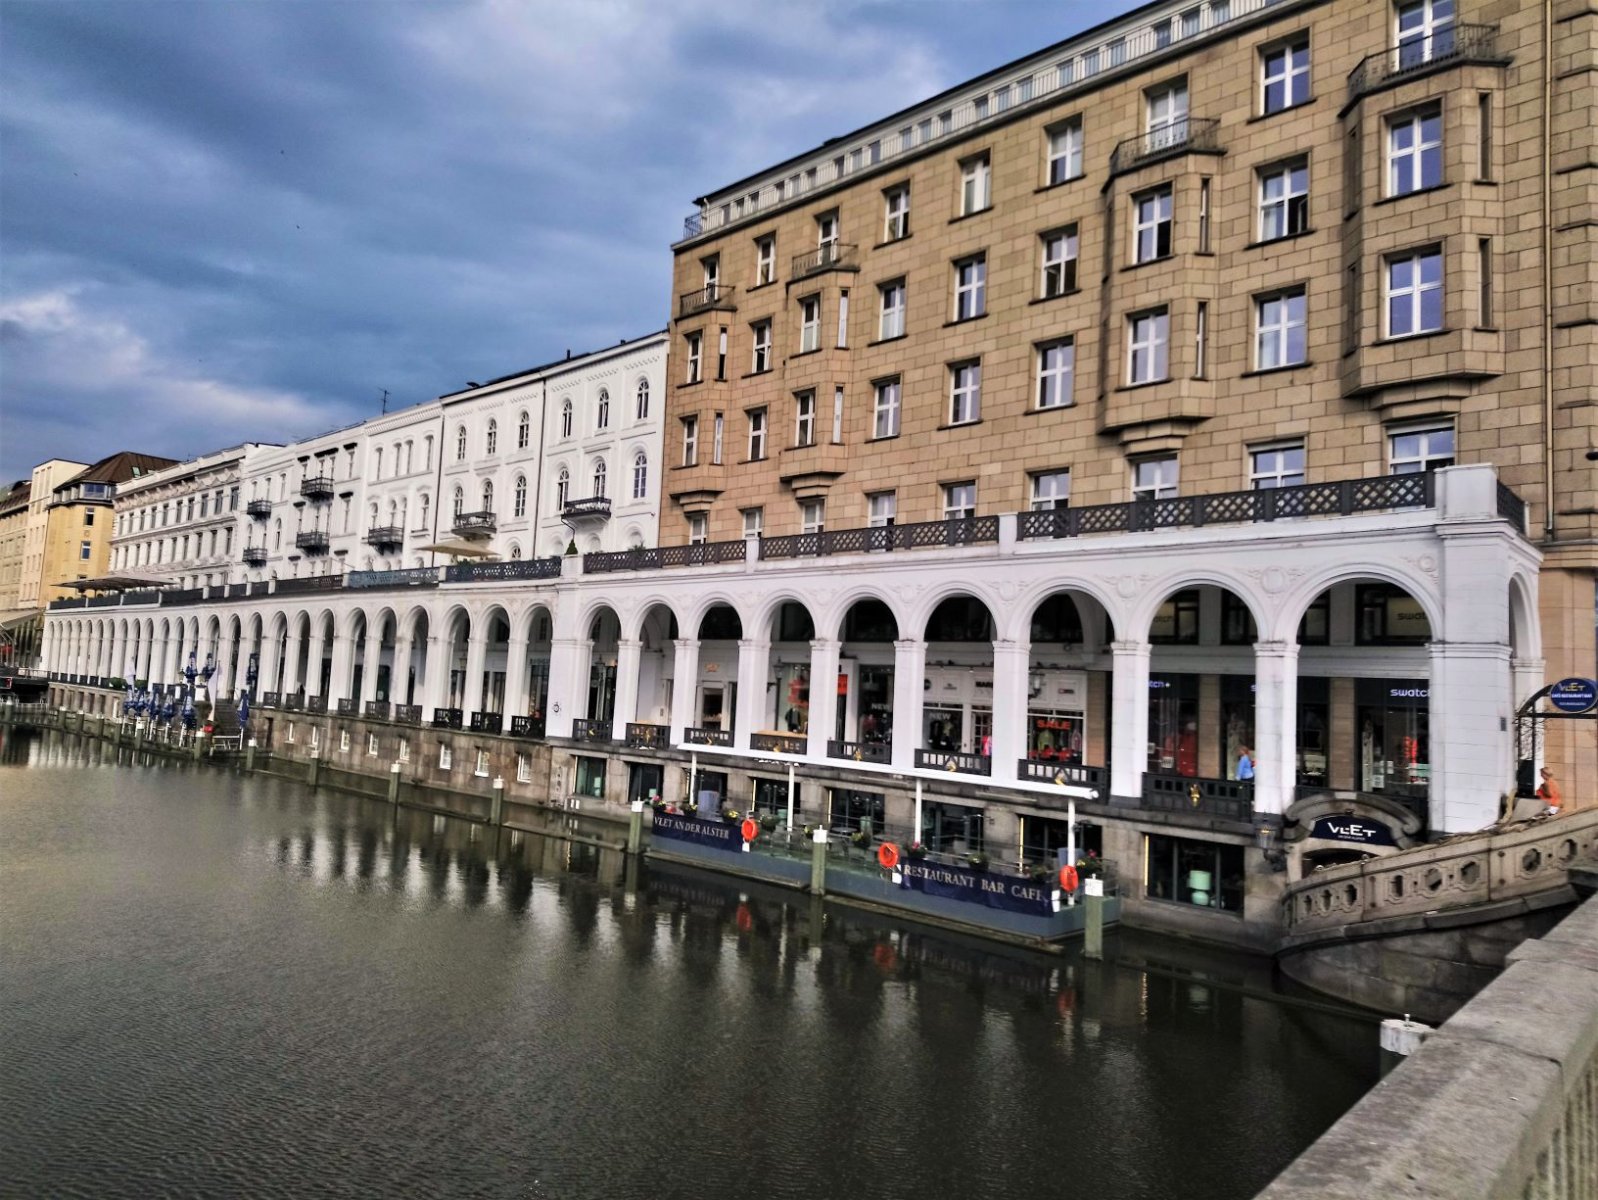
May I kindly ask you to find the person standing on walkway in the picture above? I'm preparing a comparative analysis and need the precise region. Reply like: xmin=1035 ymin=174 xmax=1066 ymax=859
xmin=1536 ymin=768 xmax=1562 ymax=814
xmin=1237 ymin=746 xmax=1255 ymax=782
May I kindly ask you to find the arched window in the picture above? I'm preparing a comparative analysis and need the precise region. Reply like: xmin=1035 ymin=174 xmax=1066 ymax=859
xmin=273 ymin=518 xmax=282 ymax=549
xmin=510 ymin=543 xmax=522 ymax=560
xmin=560 ymin=399 xmax=573 ymax=438
xmin=517 ymin=410 xmax=530 ymax=449
xmin=455 ymin=425 xmax=467 ymax=461
xmin=388 ymin=498 xmax=398 ymax=522
xmin=423 ymin=435 xmax=434 ymax=470
xmin=452 ymin=486 xmax=464 ymax=517
xmin=368 ymin=502 xmax=378 ymax=527
xmin=373 ymin=447 xmax=383 ymax=479
xmin=593 ymin=459 xmax=607 ymax=498
xmin=486 ymin=418 xmax=498 ymax=456
xmin=636 ymin=378 xmax=650 ymax=419
xmin=597 ymin=388 xmax=610 ymax=429
xmin=419 ymin=493 xmax=430 ymax=528
xmin=632 ymin=451 xmax=648 ymax=499
xmin=481 ymin=479 xmax=494 ymax=512
xmin=514 ymin=474 xmax=527 ymax=517
xmin=555 ymin=468 xmax=569 ymax=510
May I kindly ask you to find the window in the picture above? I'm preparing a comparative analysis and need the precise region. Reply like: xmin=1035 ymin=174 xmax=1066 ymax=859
xmin=1250 ymin=443 xmax=1306 ymax=488
xmin=800 ymin=499 xmax=825 ymax=534
xmin=368 ymin=733 xmax=380 ymax=757
xmin=1147 ymin=834 xmax=1245 ymax=912
xmin=1255 ymin=288 xmax=1308 ymax=368
xmin=867 ymin=491 xmax=897 ymax=527
xmin=555 ymin=469 xmax=569 ymax=510
xmin=1385 ymin=248 xmax=1443 ymax=337
xmin=472 ymin=749 xmax=489 ymax=778
xmin=755 ymin=235 xmax=775 ymax=285
xmin=635 ymin=379 xmax=650 ymax=419
xmin=439 ymin=743 xmax=453 ymax=770
xmin=397 ymin=738 xmax=410 ymax=764
xmin=1261 ymin=38 xmax=1310 ymax=114
xmin=688 ymin=514 xmax=708 ymax=545
xmin=959 ymin=153 xmax=991 ymax=215
xmin=1194 ymin=299 xmax=1209 ymax=379
xmin=799 ymin=297 xmax=820 ymax=352
xmin=1258 ymin=160 xmax=1309 ymax=241
xmin=513 ymin=475 xmax=527 ymax=517
xmin=712 ymin=413 xmax=724 ymax=464
xmin=452 ymin=486 xmax=465 ymax=517
xmin=1133 ymin=187 xmax=1173 ymax=263
xmin=794 ymin=391 xmax=816 ymax=447
xmin=84 ymin=508 xmax=95 ymax=526
xmin=1477 ymin=92 xmax=1493 ymax=181
xmin=684 ymin=333 xmax=703 ymax=383
xmin=560 ymin=399 xmax=573 ymax=438
xmin=750 ymin=321 xmax=772 ymax=373
xmin=681 ymin=417 xmax=699 ymax=466
xmin=816 ymin=212 xmax=839 ymax=254
xmin=1030 ymin=469 xmax=1071 ymax=511
xmin=878 ymin=280 xmax=906 ymax=340
xmin=1145 ymin=80 xmax=1189 ymax=147
xmin=485 ymin=419 xmax=498 ymax=456
xmin=417 ymin=495 xmax=429 ymax=530
xmin=943 ymin=482 xmax=977 ymax=519
xmin=748 ymin=408 xmax=767 ymax=460
xmin=836 ymin=289 xmax=849 ymax=348
xmin=1389 ymin=425 xmax=1455 ymax=473
xmin=701 ymin=254 xmax=719 ymax=288
xmin=517 ymin=411 xmax=530 ymax=449
xmin=953 ymin=254 xmax=986 ymax=321
xmin=1396 ymin=0 xmax=1455 ymax=68
xmin=742 ymin=507 xmax=763 ymax=539
xmin=79 ymin=540 xmax=92 ymax=561
xmin=592 ymin=459 xmax=607 ymax=498
xmin=632 ymin=452 xmax=648 ymax=499
xmin=1041 ymin=227 xmax=1079 ymax=296
xmin=1477 ymin=238 xmax=1493 ymax=327
xmin=516 ymin=753 xmax=531 ymax=783
xmin=597 ymin=389 xmax=610 ymax=430
xmin=872 ymin=378 xmax=901 ymax=439
xmin=1197 ymin=177 xmax=1211 ymax=254
xmin=883 ymin=185 xmax=910 ymax=241
xmin=339 ymin=729 xmax=352 ymax=753
xmin=455 ymin=425 xmax=467 ymax=461
xmin=1046 ymin=118 xmax=1083 ymax=185
xmin=481 ymin=479 xmax=494 ymax=512
xmin=1132 ymin=455 xmax=1179 ymax=500
xmin=1036 ymin=339 xmax=1075 ymax=409
xmin=948 ymin=361 xmax=982 ymax=425
xmin=1127 ymin=309 xmax=1170 ymax=384
xmin=1387 ymin=106 xmax=1442 ymax=196
xmin=716 ymin=327 xmax=727 ymax=380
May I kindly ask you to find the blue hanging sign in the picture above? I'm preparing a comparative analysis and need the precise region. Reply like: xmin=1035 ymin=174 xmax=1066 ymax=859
xmin=1309 ymin=816 xmax=1397 ymax=847
xmin=899 ymin=860 xmax=1055 ymax=915
xmin=1548 ymin=678 xmax=1598 ymax=714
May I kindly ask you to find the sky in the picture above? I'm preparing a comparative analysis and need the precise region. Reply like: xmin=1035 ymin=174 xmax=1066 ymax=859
xmin=0 ymin=0 xmax=1105 ymax=484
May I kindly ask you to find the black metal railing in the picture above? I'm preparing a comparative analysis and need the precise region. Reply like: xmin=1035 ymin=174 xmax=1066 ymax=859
xmin=1496 ymin=481 xmax=1527 ymax=532
xmin=294 ymin=529 xmax=330 ymax=553
xmin=245 ymin=499 xmax=272 ymax=519
xmin=347 ymin=567 xmax=440 ymax=589
xmin=364 ymin=525 xmax=404 ymax=548
xmin=431 ymin=707 xmax=463 ymax=729
xmin=915 ymin=749 xmax=992 ymax=776
xmin=394 ymin=704 xmax=422 ymax=725
xmin=1017 ymin=760 xmax=1108 ymax=792
xmin=469 ymin=711 xmax=503 ymax=734
xmin=685 ymin=726 xmax=731 ymax=748
xmin=281 ymin=694 xmax=303 ymax=711
xmin=125 ymin=589 xmax=161 ymax=605
xmin=161 ymin=587 xmax=206 ymax=604
xmin=273 ymin=574 xmax=343 ymax=595
xmin=584 ymin=540 xmax=747 ymax=573
xmin=451 ymin=511 xmax=496 ymax=538
xmin=791 ymin=242 xmax=859 ymax=279
xmin=225 ymin=583 xmax=250 ymax=598
xmin=509 ymin=715 xmax=545 ymax=739
xmin=682 ymin=211 xmax=703 ymax=240
xmin=1140 ymin=773 xmax=1254 ymax=822
xmin=761 ymin=516 xmax=999 ymax=561
xmin=562 ymin=497 xmax=612 ymax=520
xmin=242 ymin=546 xmax=268 ymax=566
xmin=625 ymin=722 xmax=669 ymax=750
xmin=306 ymin=696 xmax=327 ymax=715
xmin=299 ymin=475 xmax=335 ymax=500
xmin=750 ymin=731 xmax=807 ymax=755
xmin=571 ymin=718 xmax=613 ymax=741
xmin=85 ymin=595 xmax=121 ymax=608
xmin=364 ymin=700 xmax=390 ymax=720
xmin=261 ymin=691 xmax=281 ymax=708
xmin=336 ymin=698 xmax=356 ymax=715
xmin=444 ymin=557 xmax=561 ymax=583
xmin=677 ymin=283 xmax=737 ymax=318
xmin=1108 ymin=117 xmax=1221 ymax=176
xmin=1348 ymin=25 xmax=1500 ymax=100
xmin=827 ymin=739 xmax=891 ymax=765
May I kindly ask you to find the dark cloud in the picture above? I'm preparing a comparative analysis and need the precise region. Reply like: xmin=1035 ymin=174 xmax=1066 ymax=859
xmin=0 ymin=0 xmax=1093 ymax=480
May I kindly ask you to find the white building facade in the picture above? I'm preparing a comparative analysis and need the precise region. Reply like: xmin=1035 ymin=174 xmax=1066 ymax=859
xmin=239 ymin=425 xmax=370 ymax=584
xmin=351 ymin=401 xmax=446 ymax=572
xmin=112 ymin=444 xmax=268 ymax=589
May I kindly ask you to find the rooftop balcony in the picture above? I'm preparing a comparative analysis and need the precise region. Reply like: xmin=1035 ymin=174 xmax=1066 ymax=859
xmin=1108 ymin=116 xmax=1221 ymax=178
xmin=299 ymin=475 xmax=335 ymax=501
xmin=678 ymin=283 xmax=737 ymax=319
xmin=293 ymin=529 xmax=330 ymax=554
xmin=1347 ymin=25 xmax=1503 ymax=102
xmin=451 ymin=511 xmax=496 ymax=539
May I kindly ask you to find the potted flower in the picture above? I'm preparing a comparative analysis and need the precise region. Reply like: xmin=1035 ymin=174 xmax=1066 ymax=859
xmin=850 ymin=829 xmax=872 ymax=849
xmin=722 ymin=807 xmax=741 ymax=823
xmin=906 ymin=841 xmax=927 ymax=861
xmin=967 ymin=852 xmax=989 ymax=872
xmin=1076 ymin=850 xmax=1104 ymax=879
xmin=759 ymin=813 xmax=778 ymax=833
xmin=684 ymin=800 xmax=699 ymax=817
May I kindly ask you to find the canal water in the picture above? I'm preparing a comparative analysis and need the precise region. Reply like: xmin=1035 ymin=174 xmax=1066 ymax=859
xmin=0 ymin=727 xmax=1378 ymax=1200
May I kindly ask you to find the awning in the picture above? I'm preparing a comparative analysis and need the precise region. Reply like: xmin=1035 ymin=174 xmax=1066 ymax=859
xmin=416 ymin=541 xmax=499 ymax=559
xmin=0 ymin=609 xmax=39 ymax=634
xmin=58 ymin=571 xmax=170 ymax=592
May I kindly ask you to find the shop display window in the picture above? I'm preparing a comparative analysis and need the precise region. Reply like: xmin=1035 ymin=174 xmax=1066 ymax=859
xmin=1146 ymin=834 xmax=1244 ymax=912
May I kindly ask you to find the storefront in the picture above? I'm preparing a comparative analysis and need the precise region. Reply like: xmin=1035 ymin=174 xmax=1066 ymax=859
xmin=1356 ymin=678 xmax=1430 ymax=799
xmin=627 ymin=762 xmax=663 ymax=805
xmin=752 ymin=777 xmax=803 ymax=817
xmin=574 ymin=756 xmax=608 ymax=800
xmin=1020 ymin=815 xmax=1100 ymax=863
xmin=855 ymin=665 xmax=893 ymax=743
xmin=1296 ymin=677 xmax=1329 ymax=787
xmin=923 ymin=799 xmax=984 ymax=854
xmin=1220 ymin=674 xmax=1254 ymax=780
xmin=1145 ymin=834 xmax=1245 ymax=912
xmin=828 ymin=788 xmax=885 ymax=833
xmin=1147 ymin=674 xmax=1200 ymax=776
xmin=1026 ymin=670 xmax=1087 ymax=763
xmin=775 ymin=663 xmax=810 ymax=734
xmin=684 ymin=768 xmax=729 ymax=808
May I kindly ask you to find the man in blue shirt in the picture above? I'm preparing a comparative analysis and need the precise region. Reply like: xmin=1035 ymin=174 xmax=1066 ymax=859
xmin=1237 ymin=747 xmax=1255 ymax=781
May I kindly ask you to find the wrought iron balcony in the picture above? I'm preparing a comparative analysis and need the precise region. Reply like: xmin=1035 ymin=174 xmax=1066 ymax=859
xmin=363 ymin=700 xmax=390 ymax=720
xmin=685 ymin=726 xmax=731 ymax=748
xmin=1348 ymin=25 xmax=1501 ymax=101
xmin=1108 ymin=117 xmax=1221 ymax=177
xmin=364 ymin=525 xmax=404 ymax=549
xmin=1141 ymin=773 xmax=1254 ymax=822
xmin=561 ymin=496 xmax=612 ymax=522
xmin=242 ymin=546 xmax=268 ymax=567
xmin=571 ymin=718 xmax=613 ymax=742
xmin=509 ymin=715 xmax=545 ymax=739
xmin=393 ymin=704 xmax=422 ymax=725
xmin=245 ymin=499 xmax=272 ymax=519
xmin=431 ymin=707 xmax=463 ymax=730
xmin=260 ymin=691 xmax=281 ymax=708
xmin=791 ymin=242 xmax=859 ymax=280
xmin=299 ymin=474 xmax=335 ymax=501
xmin=625 ymin=722 xmax=669 ymax=750
xmin=306 ymin=696 xmax=327 ymax=715
xmin=827 ymin=739 xmax=891 ymax=766
xmin=294 ymin=529 xmax=330 ymax=554
xmin=335 ymin=698 xmax=356 ymax=715
xmin=469 ymin=711 xmax=503 ymax=734
xmin=677 ymin=283 xmax=737 ymax=319
xmin=915 ymin=748 xmax=991 ymax=777
xmin=451 ymin=511 xmax=496 ymax=539
xmin=1016 ymin=760 xmax=1108 ymax=793
xmin=750 ymin=731 xmax=807 ymax=755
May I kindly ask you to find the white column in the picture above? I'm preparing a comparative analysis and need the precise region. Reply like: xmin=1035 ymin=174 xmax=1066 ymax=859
xmin=281 ymin=629 xmax=305 ymax=695
xmin=462 ymin=630 xmax=488 ymax=716
xmin=233 ymin=631 xmax=253 ymax=699
xmin=669 ymin=638 xmax=699 ymax=743
xmin=136 ymin=628 xmax=154 ymax=687
xmin=164 ymin=627 xmax=185 ymax=690
xmin=215 ymin=627 xmax=237 ymax=697
xmin=1110 ymin=640 xmax=1152 ymax=800
xmin=1511 ymin=657 xmax=1546 ymax=708
xmin=260 ymin=631 xmax=283 ymax=694
xmin=360 ymin=631 xmax=384 ymax=708
xmin=806 ymin=638 xmax=841 ymax=759
xmin=421 ymin=634 xmax=450 ymax=719
xmin=611 ymin=637 xmax=641 ymax=729
xmin=304 ymin=626 xmax=329 ymax=699
xmin=990 ymin=640 xmax=1030 ymax=784
xmin=734 ymin=637 xmax=770 ymax=748
xmin=1251 ymin=641 xmax=1299 ymax=817
xmin=545 ymin=636 xmax=587 ymax=738
xmin=332 ymin=633 xmax=359 ymax=704
xmin=890 ymin=638 xmax=926 ymax=770
xmin=1429 ymin=641 xmax=1513 ymax=832
xmin=390 ymin=634 xmax=414 ymax=706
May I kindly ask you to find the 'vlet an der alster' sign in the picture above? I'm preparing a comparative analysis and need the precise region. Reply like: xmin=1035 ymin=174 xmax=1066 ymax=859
xmin=1308 ymin=816 xmax=1396 ymax=846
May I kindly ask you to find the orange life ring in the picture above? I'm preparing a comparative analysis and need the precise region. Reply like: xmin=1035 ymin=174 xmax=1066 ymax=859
xmin=740 ymin=818 xmax=759 ymax=843
xmin=1058 ymin=865 xmax=1080 ymax=893
xmin=877 ymin=841 xmax=900 ymax=870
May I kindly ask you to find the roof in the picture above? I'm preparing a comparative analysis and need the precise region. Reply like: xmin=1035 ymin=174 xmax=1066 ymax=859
xmin=437 ymin=328 xmax=669 ymax=401
xmin=56 ymin=451 xmax=181 ymax=495
xmin=0 ymin=481 xmax=31 ymax=517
